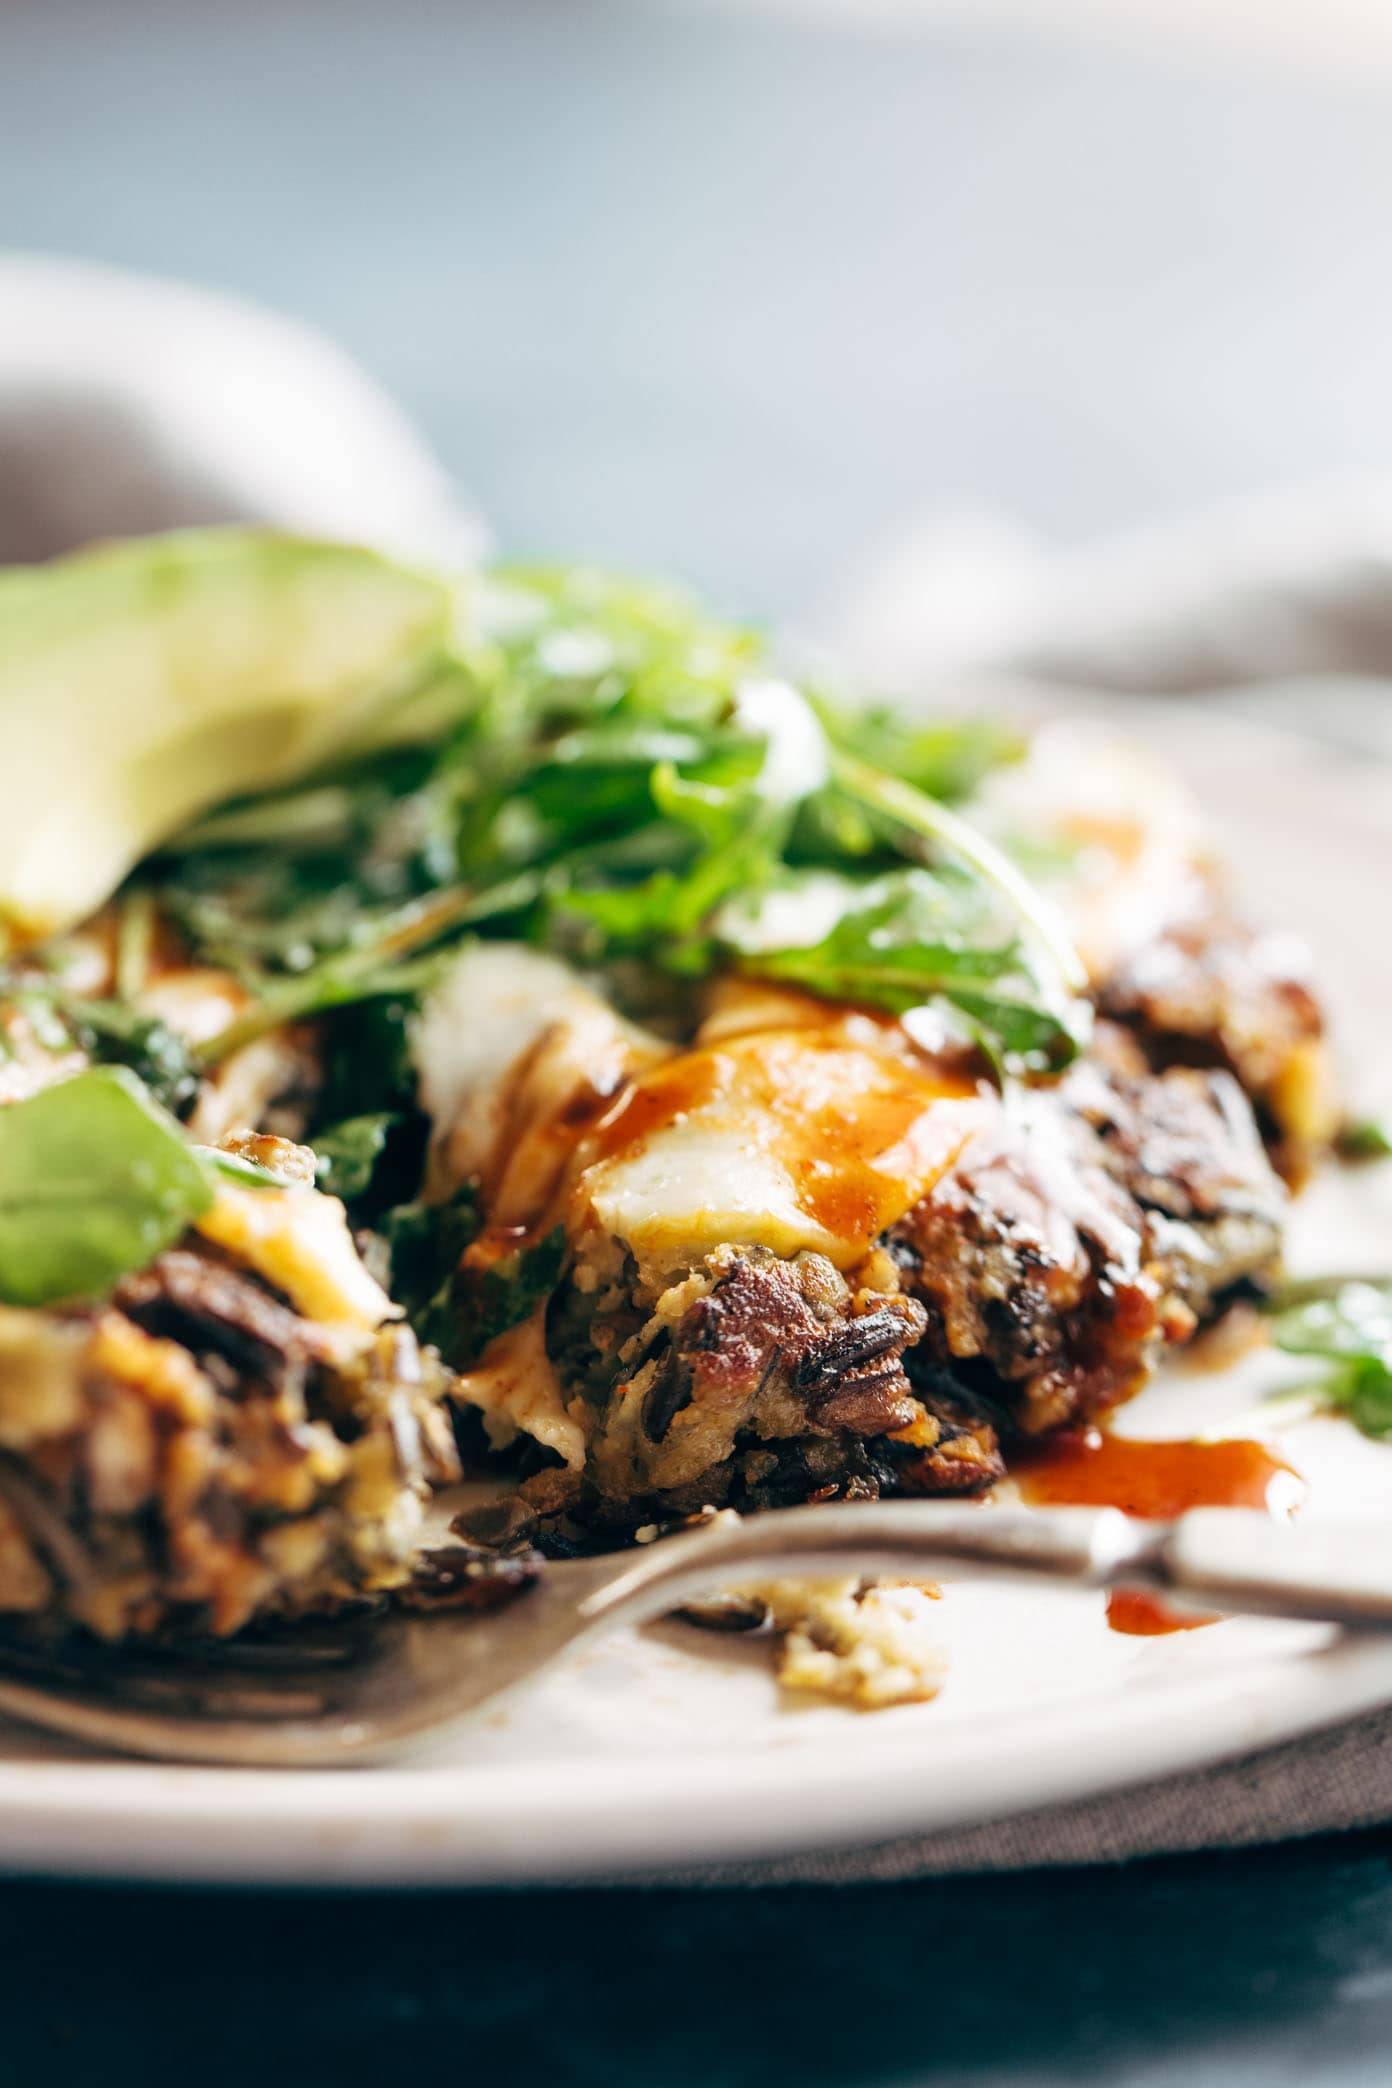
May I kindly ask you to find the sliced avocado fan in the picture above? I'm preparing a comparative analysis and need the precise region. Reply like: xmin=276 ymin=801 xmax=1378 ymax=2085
xmin=0 ymin=529 xmax=461 ymax=944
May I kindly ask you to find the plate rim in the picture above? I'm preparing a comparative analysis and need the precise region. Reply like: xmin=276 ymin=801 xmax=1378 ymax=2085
xmin=0 ymin=1628 xmax=1389 ymax=1885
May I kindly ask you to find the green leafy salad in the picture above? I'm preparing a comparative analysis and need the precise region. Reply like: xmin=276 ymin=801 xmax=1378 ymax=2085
xmin=150 ymin=563 xmax=1086 ymax=1072
xmin=0 ymin=537 xmax=1100 ymax=1322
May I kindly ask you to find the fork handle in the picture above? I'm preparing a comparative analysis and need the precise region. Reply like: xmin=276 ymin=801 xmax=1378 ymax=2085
xmin=581 ymin=1502 xmax=1392 ymax=1631
xmin=1155 ymin=1511 xmax=1392 ymax=1627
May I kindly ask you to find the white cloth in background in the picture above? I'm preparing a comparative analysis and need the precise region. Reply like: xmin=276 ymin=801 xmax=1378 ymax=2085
xmin=820 ymin=487 xmax=1392 ymax=763
xmin=0 ymin=252 xmax=486 ymax=568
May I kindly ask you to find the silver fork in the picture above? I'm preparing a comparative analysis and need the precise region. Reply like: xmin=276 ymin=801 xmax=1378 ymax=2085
xmin=1 ymin=1500 xmax=1389 ymax=1767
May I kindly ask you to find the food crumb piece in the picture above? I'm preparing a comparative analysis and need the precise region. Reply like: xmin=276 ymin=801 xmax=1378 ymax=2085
xmin=757 ymin=1577 xmax=947 ymax=1709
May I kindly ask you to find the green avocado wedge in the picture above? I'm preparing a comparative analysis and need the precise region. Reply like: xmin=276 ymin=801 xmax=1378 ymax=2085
xmin=0 ymin=529 xmax=460 ymax=944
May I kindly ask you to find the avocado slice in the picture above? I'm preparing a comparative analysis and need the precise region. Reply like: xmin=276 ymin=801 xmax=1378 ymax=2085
xmin=0 ymin=529 xmax=459 ymax=944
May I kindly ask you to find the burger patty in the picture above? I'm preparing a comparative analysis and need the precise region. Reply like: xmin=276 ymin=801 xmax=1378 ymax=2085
xmin=0 ymin=1243 xmax=459 ymax=1640
xmin=1095 ymin=902 xmax=1335 ymax=1183
xmin=892 ymin=1031 xmax=1285 ymax=1441
xmin=477 ymin=1032 xmax=1285 ymax=1545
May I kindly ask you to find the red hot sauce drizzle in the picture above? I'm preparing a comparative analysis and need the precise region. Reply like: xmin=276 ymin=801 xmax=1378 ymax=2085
xmin=1016 ymin=1428 xmax=1306 ymax=1636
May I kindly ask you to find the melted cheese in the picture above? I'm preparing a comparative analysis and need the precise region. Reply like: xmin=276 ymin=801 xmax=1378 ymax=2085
xmin=195 ymin=1181 xmax=397 ymax=1332
xmin=412 ymin=948 xmax=988 ymax=1297
xmin=412 ymin=943 xmax=667 ymax=1209
xmin=571 ymin=1025 xmax=987 ymax=1287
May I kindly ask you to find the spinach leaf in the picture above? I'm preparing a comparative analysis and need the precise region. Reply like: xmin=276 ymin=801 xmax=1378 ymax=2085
xmin=377 ymin=1187 xmax=563 ymax=1366
xmin=0 ymin=974 xmax=201 ymax=1117
xmin=378 ymin=1185 xmax=482 ymax=1342
xmin=57 ymin=995 xmax=201 ymax=1116
xmin=311 ymin=1112 xmax=399 ymax=1201
xmin=0 ymin=1067 xmax=214 ymax=1306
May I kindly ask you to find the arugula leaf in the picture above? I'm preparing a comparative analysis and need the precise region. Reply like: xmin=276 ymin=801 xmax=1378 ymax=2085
xmin=479 ymin=564 xmax=758 ymax=740
xmin=720 ymin=869 xmax=1083 ymax=1072
xmin=194 ymin=895 xmax=470 ymax=1062
xmin=148 ymin=560 xmax=1070 ymax=1079
xmin=1267 ymin=1278 xmax=1392 ymax=1439
xmin=813 ymin=701 xmax=1022 ymax=805
xmin=554 ymin=750 xmax=791 ymax=972
xmin=829 ymin=752 xmax=1087 ymax=998
xmin=0 ymin=1067 xmax=213 ymax=1306
xmin=311 ymin=1113 xmax=399 ymax=1201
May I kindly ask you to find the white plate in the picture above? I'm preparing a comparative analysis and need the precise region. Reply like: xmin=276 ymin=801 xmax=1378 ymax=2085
xmin=2 ymin=703 xmax=1390 ymax=1887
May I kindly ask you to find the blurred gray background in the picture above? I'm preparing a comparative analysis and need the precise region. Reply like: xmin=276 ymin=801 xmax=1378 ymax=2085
xmin=6 ymin=0 xmax=1392 ymax=623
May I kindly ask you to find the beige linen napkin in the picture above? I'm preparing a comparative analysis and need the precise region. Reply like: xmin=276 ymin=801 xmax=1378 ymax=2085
xmin=0 ymin=251 xmax=486 ymax=568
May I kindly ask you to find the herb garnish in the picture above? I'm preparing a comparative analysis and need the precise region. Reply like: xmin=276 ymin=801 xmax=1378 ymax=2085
xmin=143 ymin=564 xmax=1087 ymax=1077
xmin=1337 ymin=1117 xmax=1392 ymax=1163
xmin=1267 ymin=1277 xmax=1392 ymax=1439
